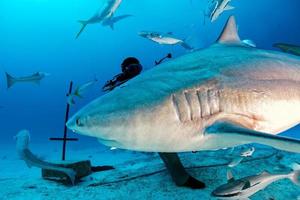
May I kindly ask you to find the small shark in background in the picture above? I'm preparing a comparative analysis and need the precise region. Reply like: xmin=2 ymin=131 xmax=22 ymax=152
xmin=5 ymin=72 xmax=50 ymax=89
xmin=273 ymin=43 xmax=300 ymax=56
xmin=76 ymin=0 xmax=127 ymax=38
xmin=212 ymin=167 xmax=300 ymax=199
xmin=15 ymin=130 xmax=76 ymax=185
xmin=210 ymin=0 xmax=235 ymax=22
xmin=139 ymin=31 xmax=194 ymax=50
xmin=67 ymin=78 xmax=98 ymax=105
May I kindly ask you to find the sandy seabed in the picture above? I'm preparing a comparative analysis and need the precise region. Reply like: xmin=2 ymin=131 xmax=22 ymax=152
xmin=1 ymin=143 xmax=300 ymax=200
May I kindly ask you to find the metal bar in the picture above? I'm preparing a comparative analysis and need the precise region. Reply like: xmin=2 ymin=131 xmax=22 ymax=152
xmin=62 ymin=81 xmax=73 ymax=160
xmin=49 ymin=138 xmax=79 ymax=141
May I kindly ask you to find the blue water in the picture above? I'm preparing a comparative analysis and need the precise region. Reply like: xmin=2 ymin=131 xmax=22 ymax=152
xmin=1 ymin=0 xmax=300 ymax=149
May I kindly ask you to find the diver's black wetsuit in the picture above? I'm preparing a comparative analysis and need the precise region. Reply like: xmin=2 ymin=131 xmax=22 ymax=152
xmin=102 ymin=56 xmax=206 ymax=189
xmin=102 ymin=57 xmax=142 ymax=91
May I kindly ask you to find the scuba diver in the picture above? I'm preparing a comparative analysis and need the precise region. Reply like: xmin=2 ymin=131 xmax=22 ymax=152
xmin=102 ymin=55 xmax=206 ymax=189
xmin=102 ymin=57 xmax=143 ymax=91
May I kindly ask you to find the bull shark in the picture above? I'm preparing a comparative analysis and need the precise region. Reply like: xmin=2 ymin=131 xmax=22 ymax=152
xmin=139 ymin=31 xmax=194 ymax=50
xmin=210 ymin=0 xmax=235 ymax=22
xmin=5 ymin=72 xmax=50 ymax=89
xmin=15 ymin=130 xmax=76 ymax=185
xmin=67 ymin=16 xmax=300 ymax=156
xmin=212 ymin=167 xmax=300 ymax=199
xmin=76 ymin=0 xmax=123 ymax=38
xmin=273 ymin=43 xmax=300 ymax=57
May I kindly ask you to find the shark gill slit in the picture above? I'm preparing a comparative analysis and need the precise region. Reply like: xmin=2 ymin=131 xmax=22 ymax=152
xmin=184 ymin=92 xmax=193 ymax=121
xmin=196 ymin=90 xmax=203 ymax=119
xmin=171 ymin=94 xmax=182 ymax=122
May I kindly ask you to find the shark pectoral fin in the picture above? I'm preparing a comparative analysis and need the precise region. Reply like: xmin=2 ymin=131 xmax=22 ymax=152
xmin=34 ymin=80 xmax=41 ymax=85
xmin=224 ymin=5 xmax=235 ymax=11
xmin=205 ymin=121 xmax=300 ymax=153
xmin=25 ymin=160 xmax=33 ymax=168
xmin=110 ymin=24 xmax=114 ymax=30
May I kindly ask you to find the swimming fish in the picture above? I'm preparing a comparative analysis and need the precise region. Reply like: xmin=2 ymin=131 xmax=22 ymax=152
xmin=139 ymin=31 xmax=193 ymax=50
xmin=67 ymin=16 xmax=300 ymax=154
xmin=210 ymin=0 xmax=235 ymax=22
xmin=67 ymin=78 xmax=98 ymax=105
xmin=212 ymin=167 xmax=300 ymax=199
xmin=76 ymin=0 xmax=122 ymax=38
xmin=5 ymin=72 xmax=50 ymax=89
xmin=228 ymin=147 xmax=255 ymax=168
xmin=15 ymin=130 xmax=76 ymax=185
xmin=273 ymin=43 xmax=300 ymax=56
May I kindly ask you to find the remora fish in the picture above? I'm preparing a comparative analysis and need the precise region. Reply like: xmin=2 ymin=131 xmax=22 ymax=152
xmin=67 ymin=16 xmax=300 ymax=154
xmin=5 ymin=72 xmax=50 ymax=89
xmin=76 ymin=0 xmax=123 ymax=38
xmin=274 ymin=43 xmax=300 ymax=56
xmin=210 ymin=0 xmax=235 ymax=22
xmin=67 ymin=78 xmax=98 ymax=105
xmin=139 ymin=31 xmax=193 ymax=50
xmin=212 ymin=168 xmax=300 ymax=199
xmin=228 ymin=147 xmax=255 ymax=168
xmin=15 ymin=130 xmax=76 ymax=185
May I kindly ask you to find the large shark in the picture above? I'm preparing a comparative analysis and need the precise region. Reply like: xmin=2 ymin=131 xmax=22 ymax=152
xmin=76 ymin=0 xmax=124 ymax=38
xmin=67 ymin=16 xmax=300 ymax=155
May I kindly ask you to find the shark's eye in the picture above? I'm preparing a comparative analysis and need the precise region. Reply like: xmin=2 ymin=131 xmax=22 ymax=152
xmin=76 ymin=117 xmax=84 ymax=127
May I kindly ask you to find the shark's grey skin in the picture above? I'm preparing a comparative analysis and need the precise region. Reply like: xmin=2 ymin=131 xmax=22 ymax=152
xmin=15 ymin=130 xmax=76 ymax=185
xmin=274 ymin=43 xmax=300 ymax=56
xmin=67 ymin=16 xmax=300 ymax=155
xmin=212 ymin=169 xmax=300 ymax=199
xmin=139 ymin=31 xmax=193 ymax=50
xmin=210 ymin=0 xmax=234 ymax=22
xmin=5 ymin=72 xmax=50 ymax=89
xmin=76 ymin=0 xmax=123 ymax=38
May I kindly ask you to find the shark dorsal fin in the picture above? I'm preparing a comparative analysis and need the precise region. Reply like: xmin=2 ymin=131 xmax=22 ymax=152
xmin=261 ymin=171 xmax=270 ymax=175
xmin=217 ymin=16 xmax=241 ymax=44
xmin=227 ymin=169 xmax=235 ymax=182
xmin=242 ymin=181 xmax=251 ymax=190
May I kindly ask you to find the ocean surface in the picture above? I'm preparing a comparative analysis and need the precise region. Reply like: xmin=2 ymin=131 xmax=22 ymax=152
xmin=1 ymin=0 xmax=300 ymax=199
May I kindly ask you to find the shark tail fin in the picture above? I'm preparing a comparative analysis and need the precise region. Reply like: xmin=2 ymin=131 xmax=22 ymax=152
xmin=224 ymin=5 xmax=235 ymax=11
xmin=76 ymin=21 xmax=88 ymax=39
xmin=5 ymin=72 xmax=16 ymax=89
